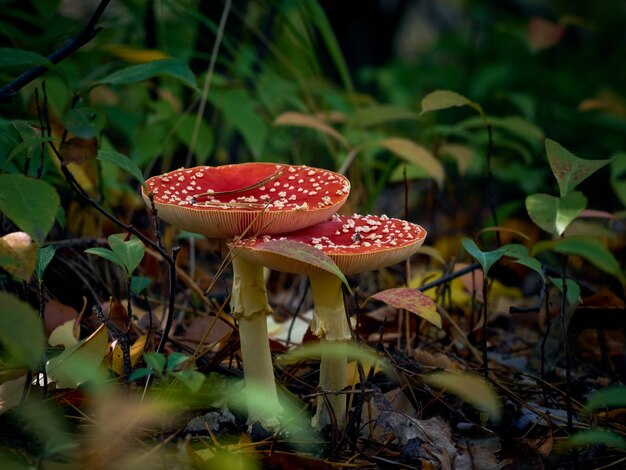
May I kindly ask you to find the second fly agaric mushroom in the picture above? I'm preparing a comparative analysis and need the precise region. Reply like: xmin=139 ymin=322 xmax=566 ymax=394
xmin=232 ymin=213 xmax=427 ymax=428
xmin=142 ymin=162 xmax=350 ymax=427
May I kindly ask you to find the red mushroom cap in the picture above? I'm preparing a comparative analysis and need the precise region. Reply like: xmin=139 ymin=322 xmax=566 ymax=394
xmin=142 ymin=163 xmax=350 ymax=238
xmin=233 ymin=214 xmax=427 ymax=275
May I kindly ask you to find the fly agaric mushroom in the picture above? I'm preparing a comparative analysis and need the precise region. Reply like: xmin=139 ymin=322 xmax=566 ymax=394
xmin=142 ymin=162 xmax=350 ymax=428
xmin=232 ymin=213 xmax=427 ymax=428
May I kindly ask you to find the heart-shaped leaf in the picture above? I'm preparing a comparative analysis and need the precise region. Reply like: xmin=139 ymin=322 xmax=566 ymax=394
xmin=365 ymin=288 xmax=441 ymax=328
xmin=526 ymin=191 xmax=587 ymax=236
xmin=84 ymin=247 xmax=125 ymax=271
xmin=92 ymin=234 xmax=145 ymax=278
xmin=423 ymin=370 xmax=501 ymax=421
xmin=546 ymin=139 xmax=613 ymax=197
xmin=461 ymin=238 xmax=505 ymax=276
xmin=0 ymin=174 xmax=60 ymax=245
xmin=254 ymin=239 xmax=351 ymax=292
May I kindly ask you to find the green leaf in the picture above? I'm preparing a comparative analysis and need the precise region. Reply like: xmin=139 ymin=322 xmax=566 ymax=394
xmin=534 ymin=237 xmax=623 ymax=282
xmin=461 ymin=238 xmax=505 ymax=276
xmin=546 ymin=139 xmax=613 ymax=197
xmin=279 ymin=341 xmax=390 ymax=375
xmin=107 ymin=234 xmax=145 ymax=277
xmin=211 ymin=89 xmax=268 ymax=157
xmin=273 ymin=111 xmax=348 ymax=148
xmin=175 ymin=115 xmax=214 ymax=164
xmin=254 ymin=239 xmax=351 ymax=293
xmin=525 ymin=191 xmax=587 ymax=236
xmin=584 ymin=386 xmax=626 ymax=413
xmin=365 ymin=288 xmax=441 ymax=328
xmin=129 ymin=367 xmax=153 ymax=382
xmin=0 ymin=174 xmax=60 ymax=245
xmin=420 ymin=90 xmax=484 ymax=117
xmin=350 ymin=105 xmax=418 ymax=127
xmin=610 ymin=153 xmax=626 ymax=208
xmin=45 ymin=324 xmax=108 ymax=388
xmin=63 ymin=108 xmax=105 ymax=139
xmin=369 ymin=138 xmax=444 ymax=187
xmin=303 ymin=1 xmax=353 ymax=94
xmin=84 ymin=247 xmax=125 ymax=271
xmin=174 ymin=370 xmax=205 ymax=393
xmin=8 ymin=137 xmax=53 ymax=162
xmin=0 ymin=292 xmax=45 ymax=369
xmin=514 ymin=257 xmax=544 ymax=279
xmin=95 ymin=59 xmax=199 ymax=92
xmin=567 ymin=430 xmax=626 ymax=451
xmin=143 ymin=352 xmax=166 ymax=375
xmin=548 ymin=276 xmax=581 ymax=307
xmin=97 ymin=150 xmax=145 ymax=186
xmin=130 ymin=276 xmax=152 ymax=295
xmin=36 ymin=245 xmax=55 ymax=281
xmin=422 ymin=370 xmax=501 ymax=421
xmin=166 ymin=352 xmax=188 ymax=372
xmin=0 ymin=47 xmax=51 ymax=67
xmin=502 ymin=244 xmax=544 ymax=279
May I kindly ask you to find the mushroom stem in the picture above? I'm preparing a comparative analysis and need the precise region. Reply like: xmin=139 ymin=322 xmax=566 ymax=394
xmin=230 ymin=255 xmax=281 ymax=428
xmin=308 ymin=272 xmax=352 ymax=429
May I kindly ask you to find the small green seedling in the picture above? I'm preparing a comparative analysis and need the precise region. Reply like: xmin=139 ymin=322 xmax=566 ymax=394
xmin=130 ymin=352 xmax=205 ymax=393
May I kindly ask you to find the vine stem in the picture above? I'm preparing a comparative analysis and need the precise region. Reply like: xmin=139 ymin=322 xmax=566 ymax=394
xmin=482 ymin=277 xmax=489 ymax=379
xmin=485 ymin=123 xmax=501 ymax=246
xmin=561 ymin=254 xmax=574 ymax=433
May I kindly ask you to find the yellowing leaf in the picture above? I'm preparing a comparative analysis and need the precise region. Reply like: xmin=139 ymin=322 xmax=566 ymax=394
xmin=0 ymin=375 xmax=27 ymax=415
xmin=346 ymin=359 xmax=383 ymax=387
xmin=253 ymin=239 xmax=351 ymax=292
xmin=273 ymin=111 xmax=349 ymax=147
xmin=111 ymin=335 xmax=147 ymax=375
xmin=48 ymin=319 xmax=79 ymax=349
xmin=366 ymin=288 xmax=441 ymax=328
xmin=372 ymin=138 xmax=444 ymax=187
xmin=409 ymin=269 xmax=471 ymax=307
xmin=439 ymin=143 xmax=475 ymax=175
xmin=103 ymin=44 xmax=170 ymax=63
xmin=46 ymin=324 xmax=109 ymax=388
xmin=420 ymin=90 xmax=484 ymax=117
xmin=423 ymin=370 xmax=501 ymax=421
xmin=0 ymin=232 xmax=36 ymax=281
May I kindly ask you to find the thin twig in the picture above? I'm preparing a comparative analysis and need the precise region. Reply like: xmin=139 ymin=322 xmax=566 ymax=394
xmin=419 ymin=262 xmax=481 ymax=292
xmin=0 ymin=0 xmax=111 ymax=103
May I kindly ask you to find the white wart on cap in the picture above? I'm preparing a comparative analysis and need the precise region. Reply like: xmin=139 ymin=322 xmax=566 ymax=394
xmin=235 ymin=214 xmax=427 ymax=274
xmin=143 ymin=163 xmax=350 ymax=238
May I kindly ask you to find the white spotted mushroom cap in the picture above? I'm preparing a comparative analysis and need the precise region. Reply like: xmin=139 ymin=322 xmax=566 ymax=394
xmin=142 ymin=162 xmax=350 ymax=238
xmin=233 ymin=214 xmax=427 ymax=275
